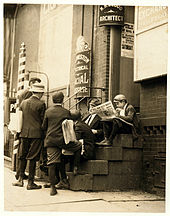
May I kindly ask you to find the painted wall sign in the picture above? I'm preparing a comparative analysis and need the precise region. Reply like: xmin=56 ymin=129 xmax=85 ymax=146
xmin=121 ymin=23 xmax=134 ymax=58
xmin=74 ymin=36 xmax=91 ymax=98
xmin=39 ymin=5 xmax=73 ymax=88
xmin=99 ymin=5 xmax=124 ymax=26
xmin=134 ymin=6 xmax=168 ymax=82
xmin=136 ymin=6 xmax=168 ymax=32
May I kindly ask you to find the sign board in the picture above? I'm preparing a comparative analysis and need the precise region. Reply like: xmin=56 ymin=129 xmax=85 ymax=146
xmin=9 ymin=98 xmax=16 ymax=113
xmin=121 ymin=23 xmax=134 ymax=58
xmin=134 ymin=6 xmax=168 ymax=81
xmin=99 ymin=5 xmax=124 ymax=26
xmin=74 ymin=36 xmax=91 ymax=98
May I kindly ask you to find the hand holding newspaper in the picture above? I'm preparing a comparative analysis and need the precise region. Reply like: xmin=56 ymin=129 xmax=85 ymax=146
xmin=89 ymin=100 xmax=133 ymax=126
xmin=89 ymin=101 xmax=117 ymax=120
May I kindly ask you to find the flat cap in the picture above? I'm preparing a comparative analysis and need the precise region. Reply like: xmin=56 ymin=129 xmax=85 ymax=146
xmin=89 ymin=98 xmax=101 ymax=106
xmin=114 ymin=94 xmax=127 ymax=102
xmin=52 ymin=92 xmax=64 ymax=103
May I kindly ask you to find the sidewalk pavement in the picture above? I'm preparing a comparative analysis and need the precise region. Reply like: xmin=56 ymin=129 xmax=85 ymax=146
xmin=4 ymin=166 xmax=165 ymax=213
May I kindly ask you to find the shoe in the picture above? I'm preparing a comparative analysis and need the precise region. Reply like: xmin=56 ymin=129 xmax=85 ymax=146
xmin=12 ymin=178 xmax=24 ymax=187
xmin=15 ymin=173 xmax=19 ymax=180
xmin=50 ymin=185 xmax=57 ymax=196
xmin=43 ymin=183 xmax=51 ymax=188
xmin=73 ymin=166 xmax=78 ymax=176
xmin=99 ymin=138 xmax=112 ymax=145
xmin=56 ymin=179 xmax=70 ymax=189
xmin=27 ymin=182 xmax=42 ymax=190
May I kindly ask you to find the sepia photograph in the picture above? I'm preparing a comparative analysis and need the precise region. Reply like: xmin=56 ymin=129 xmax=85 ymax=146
xmin=2 ymin=0 xmax=169 ymax=215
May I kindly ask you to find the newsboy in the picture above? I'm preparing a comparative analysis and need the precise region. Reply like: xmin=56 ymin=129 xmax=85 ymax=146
xmin=13 ymin=83 xmax=46 ymax=189
xmin=100 ymin=94 xmax=140 ymax=145
xmin=42 ymin=92 xmax=82 ymax=196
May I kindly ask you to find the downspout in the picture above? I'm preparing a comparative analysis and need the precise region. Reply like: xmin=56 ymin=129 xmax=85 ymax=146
xmin=9 ymin=5 xmax=19 ymax=98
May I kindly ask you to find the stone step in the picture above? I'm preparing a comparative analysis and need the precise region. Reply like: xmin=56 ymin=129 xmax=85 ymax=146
xmin=95 ymin=134 xmax=133 ymax=147
xmin=113 ymin=134 xmax=133 ymax=147
xmin=67 ymin=172 xmax=93 ymax=191
xmin=67 ymin=160 xmax=143 ymax=191
xmin=79 ymin=160 xmax=108 ymax=175
xmin=95 ymin=134 xmax=143 ymax=148
xmin=92 ymin=173 xmax=142 ymax=191
xmin=95 ymin=146 xmax=122 ymax=161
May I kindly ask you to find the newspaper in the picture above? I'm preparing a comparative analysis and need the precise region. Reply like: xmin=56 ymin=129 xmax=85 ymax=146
xmin=62 ymin=119 xmax=77 ymax=144
xmin=89 ymin=100 xmax=133 ymax=126
xmin=89 ymin=101 xmax=117 ymax=120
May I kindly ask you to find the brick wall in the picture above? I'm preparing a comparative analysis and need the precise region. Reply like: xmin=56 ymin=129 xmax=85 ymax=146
xmin=140 ymin=76 xmax=166 ymax=195
xmin=92 ymin=7 xmax=110 ymax=101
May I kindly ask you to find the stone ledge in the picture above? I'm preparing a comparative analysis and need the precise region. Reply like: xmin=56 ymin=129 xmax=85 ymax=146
xmin=113 ymin=134 xmax=133 ymax=147
xmin=80 ymin=160 xmax=108 ymax=175
xmin=67 ymin=172 xmax=93 ymax=191
xmin=95 ymin=147 xmax=122 ymax=161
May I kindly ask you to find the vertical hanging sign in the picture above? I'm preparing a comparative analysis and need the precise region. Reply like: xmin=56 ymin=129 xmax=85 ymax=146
xmin=99 ymin=5 xmax=124 ymax=26
xmin=74 ymin=36 xmax=91 ymax=98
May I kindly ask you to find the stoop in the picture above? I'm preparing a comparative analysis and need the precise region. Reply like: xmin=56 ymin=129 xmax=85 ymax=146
xmin=67 ymin=134 xmax=143 ymax=191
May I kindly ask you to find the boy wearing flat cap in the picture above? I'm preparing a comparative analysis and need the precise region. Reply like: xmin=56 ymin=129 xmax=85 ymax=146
xmin=100 ymin=94 xmax=140 ymax=145
xmin=42 ymin=92 xmax=82 ymax=196
xmin=72 ymin=110 xmax=96 ymax=161
xmin=83 ymin=98 xmax=104 ymax=142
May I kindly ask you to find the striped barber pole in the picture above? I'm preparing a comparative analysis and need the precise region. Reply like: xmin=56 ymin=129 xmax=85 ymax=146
xmin=17 ymin=42 xmax=29 ymax=95
xmin=13 ymin=139 xmax=19 ymax=155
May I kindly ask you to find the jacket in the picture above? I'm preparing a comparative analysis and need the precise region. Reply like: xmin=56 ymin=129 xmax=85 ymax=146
xmin=83 ymin=113 xmax=104 ymax=142
xmin=20 ymin=95 xmax=46 ymax=138
xmin=42 ymin=105 xmax=71 ymax=148
xmin=118 ymin=103 xmax=139 ymax=130
xmin=117 ymin=103 xmax=141 ymax=139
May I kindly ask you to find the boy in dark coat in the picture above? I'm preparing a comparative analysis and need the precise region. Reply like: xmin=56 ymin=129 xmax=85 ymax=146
xmin=71 ymin=110 xmax=96 ymax=161
xmin=42 ymin=92 xmax=81 ymax=195
xmin=83 ymin=98 xmax=104 ymax=142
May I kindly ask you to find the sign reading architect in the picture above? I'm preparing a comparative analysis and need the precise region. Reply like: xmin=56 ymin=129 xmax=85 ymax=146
xmin=75 ymin=36 xmax=91 ymax=98
xmin=99 ymin=5 xmax=124 ymax=26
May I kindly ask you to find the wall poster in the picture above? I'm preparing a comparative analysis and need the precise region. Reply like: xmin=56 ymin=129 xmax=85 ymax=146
xmin=121 ymin=22 xmax=134 ymax=58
